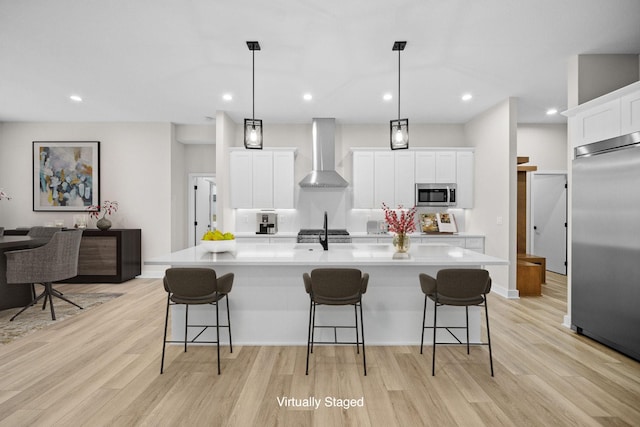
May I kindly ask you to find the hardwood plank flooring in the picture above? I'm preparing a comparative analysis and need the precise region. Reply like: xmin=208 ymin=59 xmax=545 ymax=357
xmin=0 ymin=273 xmax=639 ymax=426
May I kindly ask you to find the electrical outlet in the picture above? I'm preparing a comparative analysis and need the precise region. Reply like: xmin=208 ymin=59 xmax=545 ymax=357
xmin=243 ymin=215 xmax=249 ymax=224
xmin=496 ymin=216 xmax=503 ymax=225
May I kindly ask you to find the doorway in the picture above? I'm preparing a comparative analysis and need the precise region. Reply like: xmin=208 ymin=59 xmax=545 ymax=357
xmin=188 ymin=174 xmax=216 ymax=247
xmin=531 ymin=172 xmax=567 ymax=275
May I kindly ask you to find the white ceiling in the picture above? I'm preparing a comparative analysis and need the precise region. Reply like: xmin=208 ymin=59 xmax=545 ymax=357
xmin=1 ymin=0 xmax=639 ymax=125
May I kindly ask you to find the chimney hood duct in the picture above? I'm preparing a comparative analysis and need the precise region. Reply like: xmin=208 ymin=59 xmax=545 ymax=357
xmin=299 ymin=118 xmax=349 ymax=188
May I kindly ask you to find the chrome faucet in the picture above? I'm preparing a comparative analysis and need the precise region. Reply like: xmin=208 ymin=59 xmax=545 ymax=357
xmin=319 ymin=211 xmax=328 ymax=251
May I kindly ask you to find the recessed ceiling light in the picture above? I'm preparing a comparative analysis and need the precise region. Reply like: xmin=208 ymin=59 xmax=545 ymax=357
xmin=69 ymin=95 xmax=83 ymax=102
xmin=303 ymin=93 xmax=313 ymax=101
xmin=546 ymin=108 xmax=558 ymax=115
xmin=461 ymin=93 xmax=472 ymax=101
xmin=222 ymin=93 xmax=233 ymax=101
xmin=383 ymin=93 xmax=392 ymax=101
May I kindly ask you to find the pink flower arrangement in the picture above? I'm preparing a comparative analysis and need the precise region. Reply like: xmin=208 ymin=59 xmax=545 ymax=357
xmin=87 ymin=200 xmax=119 ymax=220
xmin=382 ymin=202 xmax=417 ymax=235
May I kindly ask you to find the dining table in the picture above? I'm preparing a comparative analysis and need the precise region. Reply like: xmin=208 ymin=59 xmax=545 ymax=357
xmin=0 ymin=236 xmax=48 ymax=310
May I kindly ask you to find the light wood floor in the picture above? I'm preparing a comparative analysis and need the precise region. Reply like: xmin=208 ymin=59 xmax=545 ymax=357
xmin=0 ymin=273 xmax=639 ymax=426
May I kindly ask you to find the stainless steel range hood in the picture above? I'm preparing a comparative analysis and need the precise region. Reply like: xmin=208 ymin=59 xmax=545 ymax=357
xmin=299 ymin=118 xmax=348 ymax=188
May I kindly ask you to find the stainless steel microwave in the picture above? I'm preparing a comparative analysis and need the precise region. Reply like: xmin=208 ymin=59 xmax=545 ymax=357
xmin=415 ymin=183 xmax=457 ymax=207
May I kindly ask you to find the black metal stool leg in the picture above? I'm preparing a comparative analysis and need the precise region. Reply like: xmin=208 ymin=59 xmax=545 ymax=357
xmin=354 ymin=304 xmax=360 ymax=354
xmin=420 ymin=295 xmax=427 ymax=354
xmin=466 ymin=306 xmax=470 ymax=355
xmin=160 ymin=294 xmax=171 ymax=374
xmin=226 ymin=295 xmax=233 ymax=353
xmin=305 ymin=299 xmax=314 ymax=375
xmin=359 ymin=300 xmax=366 ymax=376
xmin=184 ymin=305 xmax=189 ymax=353
xmin=432 ymin=299 xmax=438 ymax=376
xmin=485 ymin=298 xmax=494 ymax=377
xmin=216 ymin=298 xmax=221 ymax=375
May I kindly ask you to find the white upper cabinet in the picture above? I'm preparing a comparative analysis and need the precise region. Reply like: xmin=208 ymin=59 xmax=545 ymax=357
xmin=572 ymin=99 xmax=621 ymax=146
xmin=414 ymin=151 xmax=436 ymax=183
xmin=352 ymin=151 xmax=375 ymax=209
xmin=229 ymin=149 xmax=295 ymax=209
xmin=564 ymin=81 xmax=640 ymax=149
xmin=252 ymin=151 xmax=274 ymax=208
xmin=394 ymin=150 xmax=415 ymax=207
xmin=373 ymin=151 xmax=395 ymax=208
xmin=229 ymin=151 xmax=253 ymax=208
xmin=352 ymin=148 xmax=474 ymax=209
xmin=435 ymin=151 xmax=457 ymax=183
xmin=415 ymin=151 xmax=456 ymax=183
xmin=621 ymin=90 xmax=640 ymax=135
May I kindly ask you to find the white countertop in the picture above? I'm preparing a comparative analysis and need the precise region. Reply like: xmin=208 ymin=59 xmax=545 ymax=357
xmin=146 ymin=242 xmax=507 ymax=267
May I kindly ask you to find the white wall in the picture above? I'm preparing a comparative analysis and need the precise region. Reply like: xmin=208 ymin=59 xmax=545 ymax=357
xmin=517 ymin=124 xmax=567 ymax=172
xmin=216 ymin=111 xmax=237 ymax=232
xmin=464 ymin=99 xmax=518 ymax=298
xmin=170 ymin=125 xmax=186 ymax=252
xmin=0 ymin=122 xmax=172 ymax=276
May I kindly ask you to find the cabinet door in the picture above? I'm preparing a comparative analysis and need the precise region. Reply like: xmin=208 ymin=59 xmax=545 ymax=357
xmin=352 ymin=151 xmax=375 ymax=208
xmin=252 ymin=151 xmax=274 ymax=208
xmin=229 ymin=151 xmax=253 ymax=208
xmin=414 ymin=151 xmax=436 ymax=183
xmin=621 ymin=90 xmax=640 ymax=135
xmin=456 ymin=150 xmax=474 ymax=208
xmin=374 ymin=151 xmax=395 ymax=208
xmin=273 ymin=151 xmax=294 ymax=208
xmin=573 ymin=99 xmax=621 ymax=147
xmin=436 ymin=151 xmax=456 ymax=183
xmin=394 ymin=151 xmax=415 ymax=207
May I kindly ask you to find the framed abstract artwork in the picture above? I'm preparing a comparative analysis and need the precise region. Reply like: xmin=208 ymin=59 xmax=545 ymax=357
xmin=32 ymin=141 xmax=100 ymax=212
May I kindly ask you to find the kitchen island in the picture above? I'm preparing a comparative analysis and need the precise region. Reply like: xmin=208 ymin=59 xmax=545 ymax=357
xmin=146 ymin=242 xmax=508 ymax=345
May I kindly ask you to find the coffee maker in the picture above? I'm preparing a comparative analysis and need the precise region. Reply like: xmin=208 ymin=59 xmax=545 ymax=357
xmin=256 ymin=212 xmax=278 ymax=234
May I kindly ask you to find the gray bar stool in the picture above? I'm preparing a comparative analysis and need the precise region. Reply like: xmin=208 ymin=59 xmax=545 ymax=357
xmin=161 ymin=267 xmax=234 ymax=375
xmin=303 ymin=268 xmax=369 ymax=375
xmin=419 ymin=268 xmax=494 ymax=376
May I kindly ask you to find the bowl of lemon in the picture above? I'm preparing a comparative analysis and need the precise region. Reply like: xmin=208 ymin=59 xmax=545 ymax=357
xmin=200 ymin=229 xmax=236 ymax=253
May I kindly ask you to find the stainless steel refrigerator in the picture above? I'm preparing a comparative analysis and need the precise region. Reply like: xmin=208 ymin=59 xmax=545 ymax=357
xmin=572 ymin=132 xmax=640 ymax=361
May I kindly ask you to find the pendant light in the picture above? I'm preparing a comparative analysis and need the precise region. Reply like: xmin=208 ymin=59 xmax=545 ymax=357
xmin=390 ymin=41 xmax=408 ymax=150
xmin=244 ymin=41 xmax=262 ymax=149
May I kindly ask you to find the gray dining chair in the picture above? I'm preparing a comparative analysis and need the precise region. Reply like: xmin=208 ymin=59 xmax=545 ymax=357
xmin=161 ymin=268 xmax=234 ymax=375
xmin=303 ymin=268 xmax=369 ymax=375
xmin=27 ymin=226 xmax=63 ymax=239
xmin=5 ymin=229 xmax=83 ymax=321
xmin=419 ymin=268 xmax=494 ymax=376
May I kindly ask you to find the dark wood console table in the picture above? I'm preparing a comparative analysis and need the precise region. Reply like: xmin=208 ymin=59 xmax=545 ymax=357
xmin=67 ymin=229 xmax=141 ymax=283
xmin=4 ymin=228 xmax=141 ymax=283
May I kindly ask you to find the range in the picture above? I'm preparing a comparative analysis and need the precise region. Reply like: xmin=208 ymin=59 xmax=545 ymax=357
xmin=297 ymin=229 xmax=351 ymax=244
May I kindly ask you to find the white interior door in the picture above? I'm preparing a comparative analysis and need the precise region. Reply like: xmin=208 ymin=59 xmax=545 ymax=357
xmin=531 ymin=173 xmax=567 ymax=275
xmin=188 ymin=174 xmax=216 ymax=246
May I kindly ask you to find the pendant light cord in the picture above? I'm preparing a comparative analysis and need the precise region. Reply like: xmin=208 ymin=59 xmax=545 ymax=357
xmin=252 ymin=48 xmax=255 ymax=121
xmin=397 ymin=47 xmax=401 ymax=120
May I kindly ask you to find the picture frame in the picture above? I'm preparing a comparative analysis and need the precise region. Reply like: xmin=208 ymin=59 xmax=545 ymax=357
xmin=436 ymin=212 xmax=458 ymax=234
xmin=32 ymin=141 xmax=100 ymax=212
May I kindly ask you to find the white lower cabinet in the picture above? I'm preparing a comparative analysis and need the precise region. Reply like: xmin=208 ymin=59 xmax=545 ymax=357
xmin=350 ymin=234 xmax=484 ymax=252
